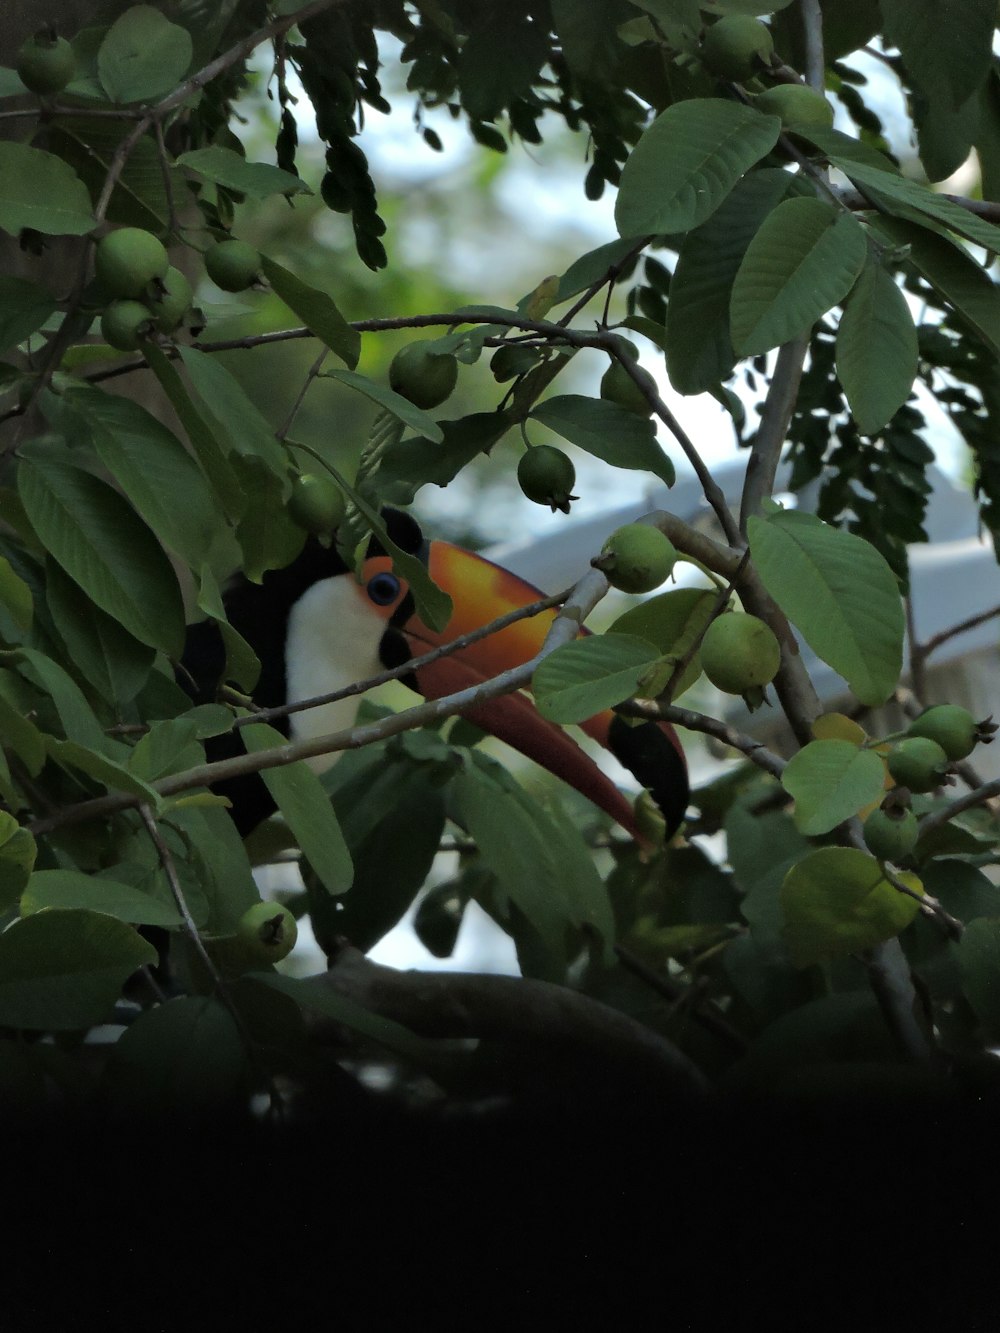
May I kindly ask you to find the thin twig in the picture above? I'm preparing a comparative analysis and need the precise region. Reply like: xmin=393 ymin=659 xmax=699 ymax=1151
xmin=617 ymin=699 xmax=787 ymax=779
xmin=739 ymin=334 xmax=808 ymax=536
xmin=614 ymin=945 xmax=747 ymax=1055
xmin=918 ymin=777 xmax=1000 ymax=838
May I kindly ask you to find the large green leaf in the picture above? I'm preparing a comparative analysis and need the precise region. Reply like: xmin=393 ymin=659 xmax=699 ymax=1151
xmin=881 ymin=0 xmax=994 ymax=112
xmin=781 ymin=848 xmax=922 ymax=967
xmin=17 ymin=453 xmax=185 ymax=657
xmin=378 ymin=411 xmax=516 ymax=503
xmin=0 ymin=554 xmax=32 ymax=634
xmin=781 ymin=741 xmax=887 ymax=836
xmin=176 ymin=147 xmax=307 ymax=199
xmin=555 ymin=237 xmax=646 ymax=302
xmin=46 ymin=560 xmax=155 ymax=707
xmin=56 ymin=387 xmax=220 ymax=571
xmin=17 ymin=646 xmax=122 ymax=757
xmin=0 ymin=910 xmax=156 ymax=1031
xmin=530 ymin=395 xmax=675 ymax=487
xmin=324 ymin=368 xmax=444 ymax=442
xmin=615 ymin=100 xmax=780 ymax=238
xmin=97 ymin=4 xmax=193 ymax=103
xmin=242 ymin=723 xmax=353 ymax=896
xmin=0 ymin=143 xmax=93 ymax=237
xmin=731 ymin=197 xmax=867 ymax=355
xmin=261 ymin=257 xmax=360 ymax=369
xmin=609 ymin=587 xmax=718 ymax=701
xmin=834 ymin=157 xmax=1000 ymax=255
xmin=0 ymin=276 xmax=57 ymax=355
xmin=874 ymin=220 xmax=1000 ymax=358
xmin=102 ymin=996 xmax=247 ymax=1113
xmin=666 ymin=169 xmax=808 ymax=394
xmin=533 ymin=633 xmax=660 ymax=725
xmin=747 ymin=510 xmax=903 ymax=707
xmin=22 ymin=870 xmax=183 ymax=928
xmin=177 ymin=348 xmax=288 ymax=475
xmin=0 ymin=671 xmax=46 ymax=777
xmin=0 ymin=813 xmax=36 ymax=914
xmin=47 ymin=117 xmax=173 ymax=233
xmin=957 ymin=919 xmax=1000 ymax=1036
xmin=835 ymin=260 xmax=918 ymax=436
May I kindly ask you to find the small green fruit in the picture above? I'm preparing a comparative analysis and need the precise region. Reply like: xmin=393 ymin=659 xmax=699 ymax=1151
xmin=16 ymin=31 xmax=75 ymax=94
xmin=906 ymin=705 xmax=983 ymax=762
xmin=204 ymin=239 xmax=261 ymax=292
xmin=863 ymin=806 xmax=919 ymax=863
xmin=600 ymin=359 xmax=656 ymax=415
xmin=288 ymin=472 xmax=346 ymax=536
xmin=887 ymin=737 xmax=951 ymax=793
xmin=95 ymin=228 xmax=169 ymax=299
xmin=100 ymin=300 xmax=154 ymax=351
xmin=594 ymin=523 xmax=676 ymax=594
xmin=702 ymin=15 xmax=774 ymax=82
xmin=388 ymin=342 xmax=459 ymax=409
xmin=234 ymin=901 xmax=298 ymax=966
xmin=147 ymin=266 xmax=193 ymax=333
xmin=701 ymin=612 xmax=781 ymax=695
xmin=517 ymin=445 xmax=577 ymax=513
xmin=755 ymin=83 xmax=835 ymax=129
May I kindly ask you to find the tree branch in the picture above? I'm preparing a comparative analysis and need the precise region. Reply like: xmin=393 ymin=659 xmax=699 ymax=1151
xmin=617 ymin=699 xmax=787 ymax=779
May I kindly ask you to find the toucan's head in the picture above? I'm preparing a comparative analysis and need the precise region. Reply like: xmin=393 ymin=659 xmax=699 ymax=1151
xmin=189 ymin=509 xmax=688 ymax=842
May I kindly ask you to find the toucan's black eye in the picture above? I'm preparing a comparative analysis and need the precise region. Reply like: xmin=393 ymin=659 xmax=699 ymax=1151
xmin=367 ymin=572 xmax=401 ymax=606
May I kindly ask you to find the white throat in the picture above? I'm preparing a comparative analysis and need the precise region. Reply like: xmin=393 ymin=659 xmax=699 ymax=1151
xmin=284 ymin=575 xmax=388 ymax=773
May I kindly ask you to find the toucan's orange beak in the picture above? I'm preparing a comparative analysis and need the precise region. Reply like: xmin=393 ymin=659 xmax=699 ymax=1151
xmin=359 ymin=542 xmax=689 ymax=843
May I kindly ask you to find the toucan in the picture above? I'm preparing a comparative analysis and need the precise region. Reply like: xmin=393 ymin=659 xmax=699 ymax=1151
xmin=180 ymin=509 xmax=689 ymax=843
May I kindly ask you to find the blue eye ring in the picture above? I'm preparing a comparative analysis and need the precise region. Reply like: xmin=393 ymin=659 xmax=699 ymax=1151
xmin=367 ymin=571 xmax=401 ymax=606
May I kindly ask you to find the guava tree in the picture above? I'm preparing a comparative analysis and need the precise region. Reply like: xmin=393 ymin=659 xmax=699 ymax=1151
xmin=2 ymin=0 xmax=1000 ymax=1122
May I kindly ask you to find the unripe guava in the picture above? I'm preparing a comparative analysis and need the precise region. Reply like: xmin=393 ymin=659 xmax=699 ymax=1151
xmin=204 ymin=239 xmax=261 ymax=292
xmin=234 ymin=901 xmax=298 ymax=966
xmin=600 ymin=359 xmax=656 ymax=415
xmin=147 ymin=266 xmax=193 ymax=333
xmin=101 ymin=300 xmax=154 ymax=351
xmin=288 ymin=473 xmax=346 ymax=536
xmin=887 ymin=737 xmax=951 ymax=793
xmin=16 ymin=31 xmax=75 ymax=94
xmin=593 ymin=524 xmax=677 ymax=594
xmin=755 ymin=83 xmax=834 ymax=129
xmin=95 ymin=228 xmax=169 ymax=299
xmin=702 ymin=15 xmax=774 ymax=82
xmin=863 ymin=806 xmax=919 ymax=862
xmin=700 ymin=612 xmax=781 ymax=694
xmin=517 ymin=445 xmax=577 ymax=513
xmin=906 ymin=705 xmax=983 ymax=762
xmin=389 ymin=342 xmax=459 ymax=409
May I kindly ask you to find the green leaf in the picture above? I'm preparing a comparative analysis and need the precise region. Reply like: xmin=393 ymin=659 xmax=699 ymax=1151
xmin=325 ymin=368 xmax=444 ymax=442
xmin=874 ymin=219 xmax=1000 ymax=358
xmin=0 ymin=143 xmax=94 ymax=237
xmin=666 ymin=169 xmax=808 ymax=394
xmin=46 ymin=559 xmax=154 ymax=707
xmin=97 ymin=4 xmax=193 ymax=103
xmin=195 ymin=565 xmax=261 ymax=693
xmin=881 ymin=0 xmax=994 ymax=112
xmin=127 ymin=718 xmax=204 ymax=782
xmin=747 ymin=510 xmax=903 ymax=707
xmin=834 ymin=157 xmax=1000 ymax=255
xmin=177 ymin=347 xmax=288 ymax=475
xmin=781 ymin=848 xmax=923 ymax=968
xmin=530 ymin=395 xmax=675 ymax=487
xmin=241 ymin=723 xmax=353 ymax=895
xmin=261 ymin=973 xmax=432 ymax=1063
xmin=781 ymin=740 xmax=887 ymax=836
xmin=102 ymin=996 xmax=247 ymax=1113
xmin=144 ymin=343 xmax=247 ymax=526
xmin=378 ymin=411 xmax=515 ymax=503
xmin=22 ymin=870 xmax=183 ymax=928
xmin=230 ymin=457 xmax=305 ymax=584
xmin=835 ymin=260 xmax=918 ymax=435
xmin=615 ymin=100 xmax=780 ymax=238
xmin=731 ymin=197 xmax=868 ymax=355
xmin=17 ymin=453 xmax=185 ymax=657
xmin=555 ymin=237 xmax=646 ymax=302
xmin=176 ymin=146 xmax=307 ymax=199
xmin=0 ymin=909 xmax=156 ymax=1031
xmin=533 ymin=633 xmax=660 ymax=726
xmin=55 ymin=387 xmax=220 ymax=571
xmin=458 ymin=8 xmax=548 ymax=121
xmin=260 ymin=257 xmax=360 ymax=369
xmin=17 ymin=646 xmax=119 ymax=756
xmin=47 ymin=739 xmax=162 ymax=804
xmin=0 ymin=671 xmax=46 ymax=776
xmin=47 ymin=117 xmax=174 ymax=233
xmin=0 ymin=554 xmax=32 ymax=633
xmin=609 ymin=587 xmax=717 ymax=700
xmin=169 ymin=805 xmax=259 ymax=935
xmin=957 ymin=918 xmax=1000 ymax=1036
xmin=0 ymin=276 xmax=57 ymax=355
xmin=0 ymin=813 xmax=36 ymax=914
